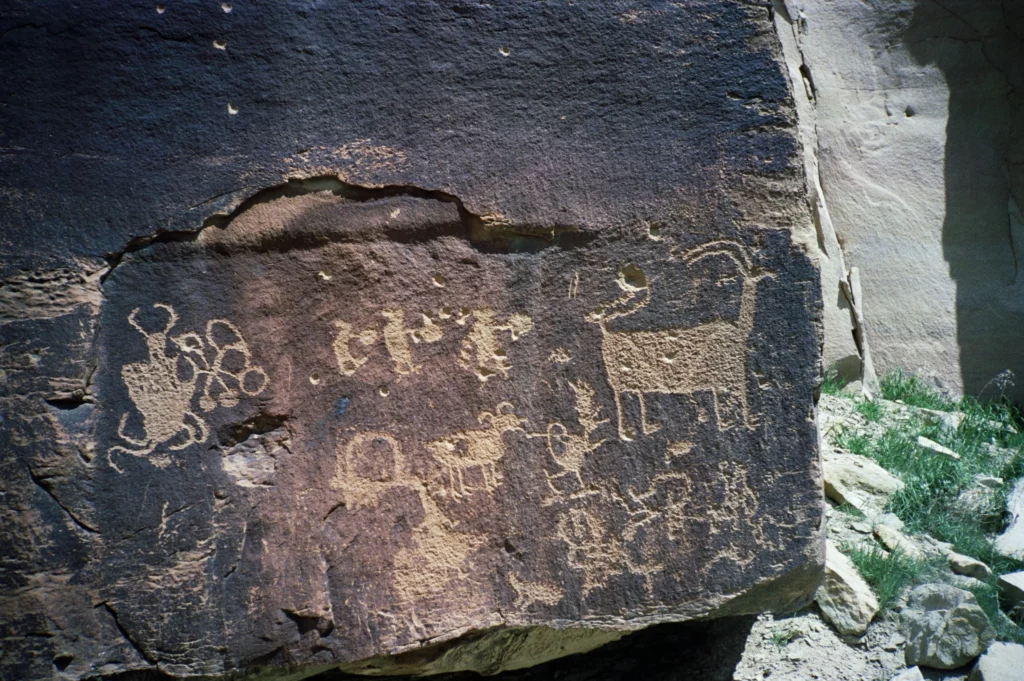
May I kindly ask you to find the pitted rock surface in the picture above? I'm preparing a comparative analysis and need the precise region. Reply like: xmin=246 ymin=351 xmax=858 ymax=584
xmin=0 ymin=2 xmax=823 ymax=679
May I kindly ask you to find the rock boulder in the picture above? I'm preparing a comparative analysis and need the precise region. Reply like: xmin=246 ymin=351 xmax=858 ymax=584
xmin=815 ymin=541 xmax=879 ymax=636
xmin=902 ymin=584 xmax=995 ymax=670
xmin=0 ymin=2 xmax=824 ymax=679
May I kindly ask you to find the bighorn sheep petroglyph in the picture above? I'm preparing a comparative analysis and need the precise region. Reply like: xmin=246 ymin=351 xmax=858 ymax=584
xmin=426 ymin=402 xmax=528 ymax=498
xmin=587 ymin=240 xmax=775 ymax=440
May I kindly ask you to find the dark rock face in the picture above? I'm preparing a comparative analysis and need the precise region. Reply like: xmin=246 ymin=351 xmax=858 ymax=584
xmin=0 ymin=2 xmax=823 ymax=679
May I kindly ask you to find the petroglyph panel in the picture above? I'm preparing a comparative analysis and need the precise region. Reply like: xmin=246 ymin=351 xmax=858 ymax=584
xmin=1 ymin=3 xmax=828 ymax=678
xmin=82 ymin=191 xmax=822 ymax=676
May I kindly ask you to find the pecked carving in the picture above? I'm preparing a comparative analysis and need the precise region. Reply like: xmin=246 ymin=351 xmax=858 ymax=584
xmin=109 ymin=304 xmax=268 ymax=469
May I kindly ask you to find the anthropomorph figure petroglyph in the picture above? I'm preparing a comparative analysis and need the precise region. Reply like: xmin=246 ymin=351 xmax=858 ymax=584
xmin=545 ymin=380 xmax=607 ymax=491
xmin=110 ymin=304 xmax=268 ymax=468
xmin=457 ymin=309 xmax=533 ymax=382
xmin=332 ymin=320 xmax=377 ymax=376
xmin=587 ymin=240 xmax=775 ymax=440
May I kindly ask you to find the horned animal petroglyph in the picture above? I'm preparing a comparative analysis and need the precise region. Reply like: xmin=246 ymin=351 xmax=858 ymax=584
xmin=587 ymin=240 xmax=774 ymax=439
xmin=110 ymin=304 xmax=268 ymax=467
xmin=426 ymin=402 xmax=527 ymax=498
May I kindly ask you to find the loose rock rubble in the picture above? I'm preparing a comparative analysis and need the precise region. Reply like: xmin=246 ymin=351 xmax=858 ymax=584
xmin=728 ymin=391 xmax=1022 ymax=681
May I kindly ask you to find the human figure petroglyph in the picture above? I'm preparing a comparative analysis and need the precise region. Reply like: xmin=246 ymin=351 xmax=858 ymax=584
xmin=332 ymin=320 xmax=377 ymax=376
xmin=331 ymin=432 xmax=405 ymax=510
xmin=587 ymin=240 xmax=775 ymax=440
xmin=457 ymin=309 xmax=533 ymax=383
xmin=378 ymin=309 xmax=445 ymax=377
xmin=110 ymin=304 xmax=268 ymax=467
xmin=329 ymin=432 xmax=483 ymax=608
xmin=426 ymin=402 xmax=528 ymax=499
xmin=545 ymin=380 xmax=607 ymax=491
xmin=559 ymin=507 xmax=632 ymax=596
xmin=381 ymin=309 xmax=420 ymax=376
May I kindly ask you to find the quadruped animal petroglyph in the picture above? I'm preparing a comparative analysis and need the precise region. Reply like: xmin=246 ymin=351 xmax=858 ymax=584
xmin=588 ymin=239 xmax=775 ymax=440
xmin=109 ymin=303 xmax=268 ymax=468
xmin=426 ymin=402 xmax=529 ymax=498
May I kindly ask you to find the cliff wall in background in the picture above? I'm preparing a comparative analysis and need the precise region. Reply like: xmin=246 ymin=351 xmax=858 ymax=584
xmin=775 ymin=0 xmax=1024 ymax=402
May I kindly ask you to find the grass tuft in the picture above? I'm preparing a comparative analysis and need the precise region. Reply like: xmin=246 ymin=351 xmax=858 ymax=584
xmin=854 ymin=399 xmax=883 ymax=423
xmin=834 ymin=431 xmax=870 ymax=456
xmin=822 ymin=365 xmax=847 ymax=396
xmin=878 ymin=368 xmax=956 ymax=411
xmin=769 ymin=624 xmax=802 ymax=648
xmin=843 ymin=545 xmax=930 ymax=611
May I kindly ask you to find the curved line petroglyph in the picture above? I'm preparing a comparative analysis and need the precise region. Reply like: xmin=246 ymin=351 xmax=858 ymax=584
xmin=110 ymin=304 xmax=268 ymax=468
xmin=587 ymin=240 xmax=775 ymax=440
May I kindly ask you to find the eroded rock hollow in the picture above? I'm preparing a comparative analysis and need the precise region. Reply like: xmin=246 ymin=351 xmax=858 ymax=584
xmin=0 ymin=1 xmax=824 ymax=679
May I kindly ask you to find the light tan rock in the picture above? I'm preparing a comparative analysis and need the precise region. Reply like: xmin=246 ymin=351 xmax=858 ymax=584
xmin=773 ymin=0 xmax=1024 ymax=403
xmin=969 ymin=642 xmax=1024 ymax=681
xmin=815 ymin=541 xmax=880 ymax=636
xmin=995 ymin=480 xmax=1024 ymax=560
xmin=916 ymin=436 xmax=960 ymax=460
xmin=891 ymin=666 xmax=925 ymax=681
xmin=874 ymin=525 xmax=924 ymax=561
xmin=947 ymin=552 xmax=992 ymax=581
xmin=997 ymin=571 xmax=1024 ymax=611
xmin=823 ymin=449 xmax=905 ymax=514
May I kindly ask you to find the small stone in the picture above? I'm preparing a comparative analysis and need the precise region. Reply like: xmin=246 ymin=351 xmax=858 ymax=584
xmin=877 ymin=513 xmax=906 ymax=531
xmin=823 ymin=449 xmax=905 ymax=514
xmin=901 ymin=584 xmax=995 ymax=670
xmin=997 ymin=571 xmax=1024 ymax=611
xmin=890 ymin=667 xmax=924 ymax=681
xmin=852 ymin=521 xmax=873 ymax=533
xmin=917 ymin=408 xmax=965 ymax=432
xmin=975 ymin=475 xmax=1003 ymax=490
xmin=874 ymin=524 xmax=925 ymax=561
xmin=883 ymin=633 xmax=907 ymax=651
xmin=947 ymin=552 xmax=993 ymax=581
xmin=916 ymin=435 xmax=960 ymax=459
xmin=969 ymin=642 xmax=1024 ymax=681
xmin=995 ymin=479 xmax=1024 ymax=560
xmin=815 ymin=540 xmax=880 ymax=636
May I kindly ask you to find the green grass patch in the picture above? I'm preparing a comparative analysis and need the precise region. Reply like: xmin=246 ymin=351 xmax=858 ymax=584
xmin=769 ymin=624 xmax=802 ymax=648
xmin=821 ymin=365 xmax=847 ymax=396
xmin=834 ymin=431 xmax=870 ymax=456
xmin=854 ymin=398 xmax=884 ymax=423
xmin=835 ymin=502 xmax=866 ymax=520
xmin=878 ymin=368 xmax=956 ymax=411
xmin=843 ymin=545 xmax=930 ymax=611
xmin=968 ymin=581 xmax=1024 ymax=644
